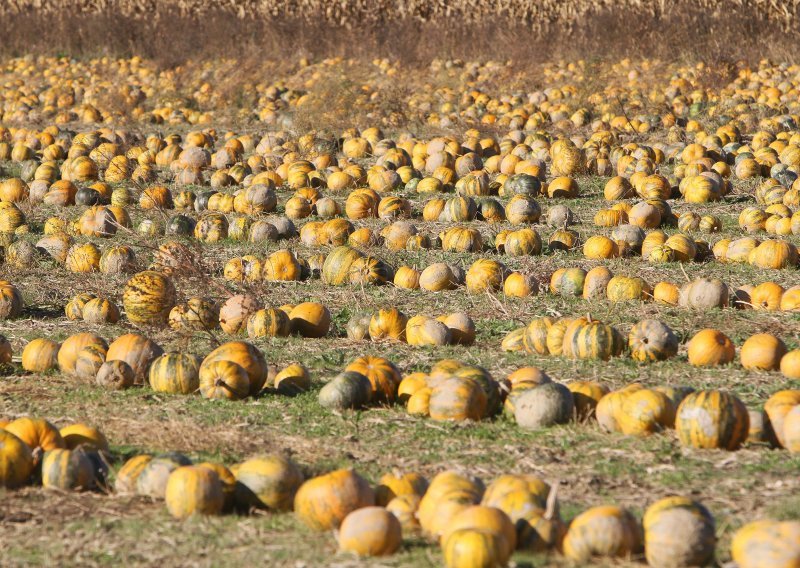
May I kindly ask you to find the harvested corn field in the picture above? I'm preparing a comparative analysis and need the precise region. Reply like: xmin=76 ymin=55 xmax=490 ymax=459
xmin=1 ymin=3 xmax=800 ymax=568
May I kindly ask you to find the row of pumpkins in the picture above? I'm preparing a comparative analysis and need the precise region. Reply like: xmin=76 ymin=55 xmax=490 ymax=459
xmin=0 ymin=416 xmax=797 ymax=567
xmin=503 ymin=315 xmax=799 ymax=376
xmin=316 ymin=353 xmax=800 ymax=452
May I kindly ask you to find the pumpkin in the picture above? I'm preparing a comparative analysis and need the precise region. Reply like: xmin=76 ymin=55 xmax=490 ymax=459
xmin=583 ymin=235 xmax=619 ymax=259
xmin=397 ymin=373 xmax=428 ymax=404
xmin=628 ymin=319 xmax=678 ymax=362
xmin=165 ymin=466 xmax=224 ymax=519
xmin=437 ymin=313 xmax=476 ymax=345
xmin=406 ymin=315 xmax=452 ymax=346
xmin=74 ymin=345 xmax=107 ymax=380
xmin=82 ymin=298 xmax=120 ymax=324
xmin=345 ymin=313 xmax=372 ymax=340
xmin=740 ymin=333 xmax=787 ymax=371
xmin=375 ymin=471 xmax=429 ymax=506
xmin=559 ymin=267 xmax=587 ymax=297
xmin=322 ymin=246 xmax=364 ymax=285
xmin=65 ymin=293 xmax=96 ymax=320
xmin=219 ymin=294 xmax=259 ymax=335
xmin=274 ymin=364 xmax=311 ymax=394
xmin=96 ymin=360 xmax=135 ymax=390
xmin=731 ymin=520 xmax=800 ymax=568
xmin=442 ymin=506 xmax=517 ymax=558
xmin=618 ymin=389 xmax=675 ymax=436
xmin=105 ymin=333 xmax=163 ymax=384
xmin=339 ymin=506 xmax=403 ymax=557
xmin=583 ymin=267 xmax=613 ymax=299
xmin=545 ymin=318 xmax=573 ymax=356
xmin=345 ymin=356 xmax=401 ymax=403
xmin=57 ymin=332 xmax=107 ymax=375
xmin=429 ymin=377 xmax=488 ymax=422
xmin=781 ymin=350 xmax=800 ymax=380
xmin=246 ymin=308 xmax=291 ymax=338
xmin=289 ymin=302 xmax=331 ymax=338
xmin=562 ymin=505 xmax=642 ymax=561
xmin=59 ymin=424 xmax=108 ymax=453
xmin=386 ymin=494 xmax=422 ymax=532
xmin=751 ymin=281 xmax=785 ymax=310
xmin=21 ymin=338 xmax=60 ymax=372
xmin=394 ymin=266 xmax=421 ymax=289
xmin=199 ymin=360 xmax=250 ymax=400
xmin=653 ymin=282 xmax=680 ymax=305
xmin=122 ymin=270 xmax=176 ymax=325
xmin=675 ymin=390 xmax=749 ymax=450
xmin=420 ymin=263 xmax=458 ymax=291
xmin=443 ymin=528 xmax=511 ymax=568
xmin=200 ymin=341 xmax=268 ymax=396
xmin=41 ymin=448 xmax=94 ymax=491
xmin=514 ymin=382 xmax=574 ymax=429
xmin=234 ymin=454 xmax=304 ymax=511
xmin=567 ymin=381 xmax=609 ymax=421
xmin=501 ymin=328 xmax=526 ymax=352
xmin=465 ymin=259 xmax=506 ymax=293
xmin=369 ymin=308 xmax=408 ymax=341
xmin=294 ymin=469 xmax=375 ymax=531
xmin=318 ymin=371 xmax=372 ymax=410
xmin=136 ymin=454 xmax=192 ymax=499
xmin=65 ymin=243 xmax=101 ymax=272
xmin=643 ymin=497 xmax=716 ymax=568
xmin=595 ymin=384 xmax=645 ymax=433
xmin=503 ymin=272 xmax=538 ymax=297
xmin=749 ymin=239 xmax=798 ymax=269
xmin=149 ymin=353 xmax=202 ymax=394
xmin=764 ymin=390 xmax=800 ymax=448
xmin=784 ymin=406 xmax=800 ymax=452
xmin=0 ymin=429 xmax=34 ymax=488
xmin=687 ymin=329 xmax=736 ymax=367
xmin=606 ymin=275 xmax=651 ymax=302
xmin=563 ymin=319 xmax=625 ymax=361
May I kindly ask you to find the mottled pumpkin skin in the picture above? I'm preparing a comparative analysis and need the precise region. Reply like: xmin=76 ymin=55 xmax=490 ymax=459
xmin=545 ymin=318 xmax=573 ymax=356
xmin=149 ymin=353 xmax=202 ymax=394
xmin=318 ymin=371 xmax=372 ymax=410
xmin=628 ymin=319 xmax=679 ymax=362
xmin=563 ymin=505 xmax=642 ymax=561
xmin=322 ymin=245 xmax=363 ymax=285
xmin=41 ymin=448 xmax=95 ymax=491
xmin=595 ymin=384 xmax=644 ymax=433
xmin=731 ymin=520 xmax=800 ymax=568
xmin=429 ymin=377 xmax=488 ymax=422
xmin=246 ymin=308 xmax=291 ymax=338
xmin=165 ymin=466 xmax=224 ymax=519
xmin=0 ymin=429 xmax=34 ymax=488
xmin=443 ymin=528 xmax=511 ymax=568
xmin=675 ymin=390 xmax=749 ymax=450
xmin=122 ymin=270 xmax=176 ymax=325
xmin=294 ymin=469 xmax=375 ymax=531
xmin=234 ymin=454 xmax=305 ymax=511
xmin=136 ymin=455 xmax=191 ymax=499
xmin=643 ymin=497 xmax=716 ymax=568
xmin=200 ymin=341 xmax=268 ymax=396
xmin=339 ymin=506 xmax=403 ymax=557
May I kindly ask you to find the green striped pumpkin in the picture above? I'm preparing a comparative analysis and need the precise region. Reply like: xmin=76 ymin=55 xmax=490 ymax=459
xmin=546 ymin=318 xmax=574 ymax=357
xmin=149 ymin=353 xmax=202 ymax=394
xmin=246 ymin=308 xmax=291 ymax=338
xmin=523 ymin=317 xmax=554 ymax=355
xmin=41 ymin=448 xmax=95 ymax=491
xmin=322 ymin=245 xmax=363 ymax=286
xmin=675 ymin=390 xmax=749 ymax=450
xmin=122 ymin=271 xmax=176 ymax=325
xmin=200 ymin=341 xmax=268 ymax=397
xmin=563 ymin=319 xmax=625 ymax=361
xmin=441 ymin=195 xmax=477 ymax=222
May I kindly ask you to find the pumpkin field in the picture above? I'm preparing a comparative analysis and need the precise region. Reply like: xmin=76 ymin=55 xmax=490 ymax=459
xmin=1 ymin=4 xmax=800 ymax=567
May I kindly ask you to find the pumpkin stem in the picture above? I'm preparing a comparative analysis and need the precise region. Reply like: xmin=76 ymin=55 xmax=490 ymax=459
xmin=544 ymin=482 xmax=559 ymax=521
